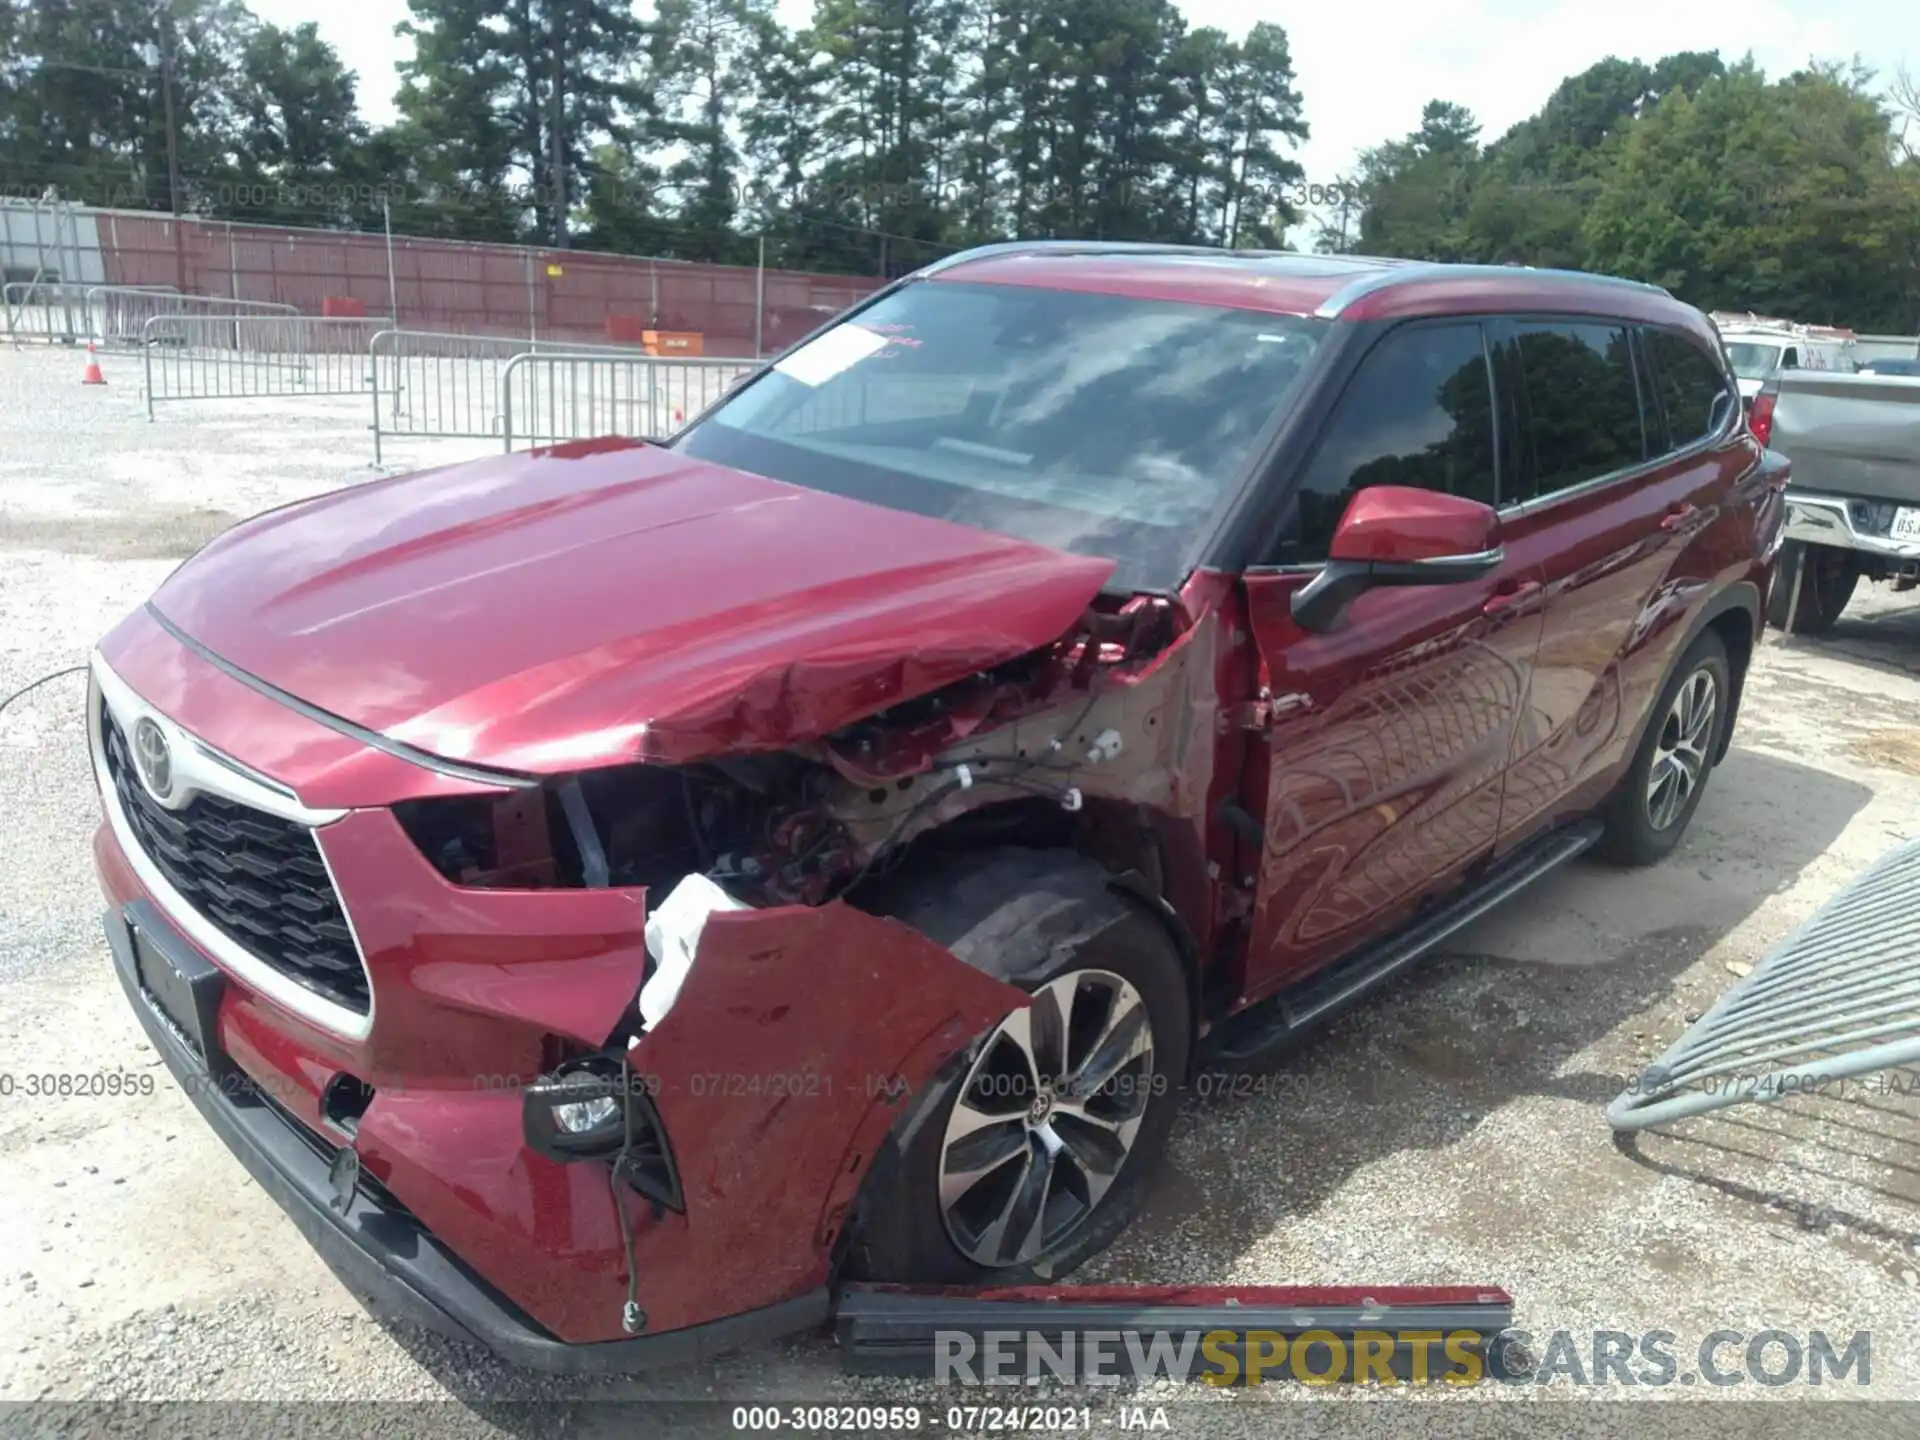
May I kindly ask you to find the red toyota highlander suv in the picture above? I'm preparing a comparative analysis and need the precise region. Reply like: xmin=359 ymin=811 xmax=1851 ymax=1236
xmin=89 ymin=243 xmax=1788 ymax=1370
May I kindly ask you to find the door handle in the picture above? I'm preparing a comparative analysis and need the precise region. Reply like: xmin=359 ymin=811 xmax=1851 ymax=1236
xmin=1482 ymin=579 xmax=1542 ymax=616
xmin=1660 ymin=503 xmax=1699 ymax=533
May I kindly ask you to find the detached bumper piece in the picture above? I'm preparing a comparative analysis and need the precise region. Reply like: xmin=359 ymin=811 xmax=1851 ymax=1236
xmin=1609 ymin=836 xmax=1920 ymax=1132
xmin=835 ymin=1284 xmax=1518 ymax=1383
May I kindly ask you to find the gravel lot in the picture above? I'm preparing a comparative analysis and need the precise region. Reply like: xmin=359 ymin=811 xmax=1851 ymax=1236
xmin=5 ymin=342 xmax=1920 ymax=1433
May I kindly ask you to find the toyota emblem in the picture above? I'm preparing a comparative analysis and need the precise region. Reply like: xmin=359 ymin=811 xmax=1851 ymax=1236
xmin=132 ymin=716 xmax=174 ymax=801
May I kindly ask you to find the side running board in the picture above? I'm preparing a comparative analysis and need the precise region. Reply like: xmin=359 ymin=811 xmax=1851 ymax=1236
xmin=1200 ymin=820 xmax=1603 ymax=1068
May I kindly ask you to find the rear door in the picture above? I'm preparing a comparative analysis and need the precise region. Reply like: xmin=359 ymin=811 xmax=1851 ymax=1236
xmin=1236 ymin=319 xmax=1545 ymax=1000
xmin=1489 ymin=319 xmax=1741 ymax=847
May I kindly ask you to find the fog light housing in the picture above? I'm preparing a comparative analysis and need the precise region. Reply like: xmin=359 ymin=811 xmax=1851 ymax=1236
xmin=524 ymin=1058 xmax=630 ymax=1156
xmin=521 ymin=1054 xmax=684 ymax=1212
xmin=554 ymin=1092 xmax=620 ymax=1135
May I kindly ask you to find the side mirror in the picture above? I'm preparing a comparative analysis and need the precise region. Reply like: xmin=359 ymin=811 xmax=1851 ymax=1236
xmin=1290 ymin=485 xmax=1503 ymax=633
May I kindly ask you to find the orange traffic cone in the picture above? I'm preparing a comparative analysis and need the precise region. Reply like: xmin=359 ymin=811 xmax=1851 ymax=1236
xmin=81 ymin=344 xmax=106 ymax=386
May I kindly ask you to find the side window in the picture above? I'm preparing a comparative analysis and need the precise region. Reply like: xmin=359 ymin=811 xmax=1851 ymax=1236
xmin=1781 ymin=347 xmax=1800 ymax=369
xmin=1272 ymin=322 xmax=1496 ymax=565
xmin=1511 ymin=321 xmax=1645 ymax=501
xmin=1643 ymin=327 xmax=1734 ymax=451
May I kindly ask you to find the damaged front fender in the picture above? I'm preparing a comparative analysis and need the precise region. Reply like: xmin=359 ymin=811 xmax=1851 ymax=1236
xmin=622 ymin=900 xmax=1026 ymax=1320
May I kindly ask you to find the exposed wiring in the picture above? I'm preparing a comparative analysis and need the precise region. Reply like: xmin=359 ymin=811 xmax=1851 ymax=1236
xmin=837 ymin=775 xmax=968 ymax=896
xmin=611 ymin=1072 xmax=646 ymax=1335
xmin=0 ymin=665 xmax=86 ymax=719
xmin=834 ymin=679 xmax=1112 ymax=895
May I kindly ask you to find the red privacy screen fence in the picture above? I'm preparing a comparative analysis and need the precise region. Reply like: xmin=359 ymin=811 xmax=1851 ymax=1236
xmin=91 ymin=209 xmax=884 ymax=357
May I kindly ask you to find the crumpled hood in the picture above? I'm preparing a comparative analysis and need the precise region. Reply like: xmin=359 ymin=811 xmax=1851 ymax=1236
xmin=151 ymin=437 xmax=1115 ymax=773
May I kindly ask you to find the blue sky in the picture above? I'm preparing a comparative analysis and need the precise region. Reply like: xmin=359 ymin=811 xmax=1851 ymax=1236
xmin=251 ymin=0 xmax=1915 ymax=202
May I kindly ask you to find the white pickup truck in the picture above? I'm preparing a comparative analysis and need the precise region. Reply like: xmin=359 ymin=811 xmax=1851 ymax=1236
xmin=1757 ymin=368 xmax=1920 ymax=632
xmin=1715 ymin=316 xmax=1860 ymax=403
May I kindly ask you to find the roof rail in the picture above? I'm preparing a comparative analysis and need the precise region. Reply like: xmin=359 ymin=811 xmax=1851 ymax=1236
xmin=906 ymin=243 xmax=1672 ymax=314
xmin=910 ymin=240 xmax=1298 ymax=278
xmin=1313 ymin=261 xmax=1672 ymax=319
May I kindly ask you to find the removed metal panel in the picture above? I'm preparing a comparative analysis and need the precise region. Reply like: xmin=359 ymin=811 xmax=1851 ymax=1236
xmin=1609 ymin=837 xmax=1920 ymax=1132
xmin=834 ymin=1283 xmax=1519 ymax=1381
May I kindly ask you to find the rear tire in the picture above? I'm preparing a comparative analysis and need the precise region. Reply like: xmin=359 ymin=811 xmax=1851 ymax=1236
xmin=846 ymin=848 xmax=1190 ymax=1285
xmin=1596 ymin=630 xmax=1730 ymax=867
xmin=1766 ymin=541 xmax=1859 ymax=635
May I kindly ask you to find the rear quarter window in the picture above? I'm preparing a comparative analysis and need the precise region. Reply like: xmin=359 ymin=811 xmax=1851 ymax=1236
xmin=1643 ymin=327 xmax=1735 ymax=451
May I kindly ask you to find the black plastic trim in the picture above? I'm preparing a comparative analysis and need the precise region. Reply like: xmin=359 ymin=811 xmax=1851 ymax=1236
xmin=1290 ymin=546 xmax=1505 ymax=632
xmin=105 ymin=903 xmax=829 ymax=1373
xmin=1198 ymin=820 xmax=1602 ymax=1069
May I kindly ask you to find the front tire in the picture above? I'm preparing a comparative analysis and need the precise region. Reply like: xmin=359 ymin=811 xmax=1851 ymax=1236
xmin=1596 ymin=630 xmax=1730 ymax=867
xmin=847 ymin=848 xmax=1190 ymax=1284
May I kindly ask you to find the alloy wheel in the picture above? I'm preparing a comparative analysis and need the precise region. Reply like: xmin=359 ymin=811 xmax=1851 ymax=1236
xmin=936 ymin=968 xmax=1157 ymax=1268
xmin=1645 ymin=668 xmax=1718 ymax=831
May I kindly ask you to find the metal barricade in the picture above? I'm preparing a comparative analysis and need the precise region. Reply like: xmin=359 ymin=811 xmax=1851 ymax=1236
xmin=142 ymin=314 xmax=393 ymax=418
xmin=1609 ymin=836 xmax=1920 ymax=1131
xmin=95 ymin=288 xmax=297 ymax=350
xmin=369 ymin=330 xmax=666 ymax=464
xmin=498 ymin=353 xmax=757 ymax=451
xmin=3 ymin=281 xmax=176 ymax=345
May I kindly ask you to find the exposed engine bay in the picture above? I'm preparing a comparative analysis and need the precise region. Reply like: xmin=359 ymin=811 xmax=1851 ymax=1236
xmin=390 ymin=589 xmax=1208 ymax=912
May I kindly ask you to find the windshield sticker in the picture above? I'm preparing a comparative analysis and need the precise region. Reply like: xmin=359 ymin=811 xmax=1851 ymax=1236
xmin=775 ymin=323 xmax=889 ymax=386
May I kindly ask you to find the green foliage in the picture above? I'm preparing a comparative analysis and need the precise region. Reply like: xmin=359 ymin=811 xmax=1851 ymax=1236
xmin=4 ymin=10 xmax=1916 ymax=328
xmin=1583 ymin=60 xmax=1920 ymax=328
xmin=0 ymin=0 xmax=376 ymax=224
xmin=1345 ymin=51 xmax=1920 ymax=330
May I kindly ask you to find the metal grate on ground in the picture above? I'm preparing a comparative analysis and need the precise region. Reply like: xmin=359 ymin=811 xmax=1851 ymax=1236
xmin=1609 ymin=836 xmax=1920 ymax=1131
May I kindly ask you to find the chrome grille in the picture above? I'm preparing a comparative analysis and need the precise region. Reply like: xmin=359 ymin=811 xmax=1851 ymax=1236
xmin=100 ymin=703 xmax=370 ymax=1014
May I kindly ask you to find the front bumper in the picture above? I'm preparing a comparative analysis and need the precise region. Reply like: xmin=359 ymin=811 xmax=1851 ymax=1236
xmin=89 ymin=613 xmax=1029 ymax=1363
xmin=105 ymin=900 xmax=829 ymax=1372
xmin=1783 ymin=489 xmax=1920 ymax=563
xmin=94 ymin=806 xmax=1024 ymax=1366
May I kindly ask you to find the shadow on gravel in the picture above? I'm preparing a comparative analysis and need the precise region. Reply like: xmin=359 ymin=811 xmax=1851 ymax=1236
xmin=1610 ymin=1098 xmax=1920 ymax=1262
xmin=1784 ymin=594 xmax=1920 ymax=682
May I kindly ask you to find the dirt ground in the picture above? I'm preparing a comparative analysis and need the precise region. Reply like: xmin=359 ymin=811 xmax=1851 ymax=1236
xmin=5 ymin=343 xmax=1920 ymax=1432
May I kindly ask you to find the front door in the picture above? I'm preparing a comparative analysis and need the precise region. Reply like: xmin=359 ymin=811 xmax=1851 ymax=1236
xmin=1236 ymin=318 xmax=1544 ymax=1002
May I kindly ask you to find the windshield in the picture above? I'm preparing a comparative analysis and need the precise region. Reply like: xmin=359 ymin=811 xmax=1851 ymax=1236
xmin=1725 ymin=342 xmax=1784 ymax=381
xmin=672 ymin=280 xmax=1326 ymax=591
